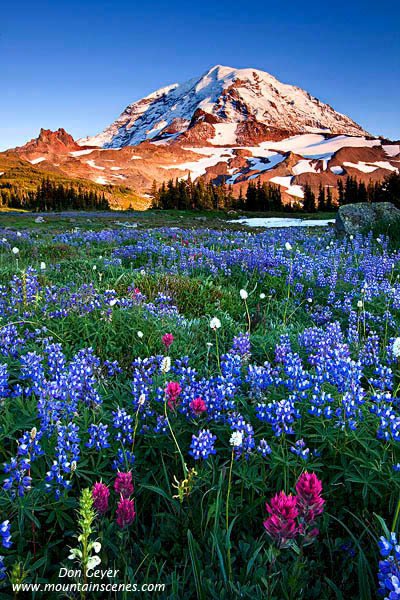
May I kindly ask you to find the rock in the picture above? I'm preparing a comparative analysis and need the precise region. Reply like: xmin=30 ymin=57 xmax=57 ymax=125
xmin=335 ymin=202 xmax=400 ymax=235
xmin=120 ymin=221 xmax=137 ymax=228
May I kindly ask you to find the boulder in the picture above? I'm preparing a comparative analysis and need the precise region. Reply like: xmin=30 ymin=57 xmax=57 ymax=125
xmin=335 ymin=202 xmax=400 ymax=235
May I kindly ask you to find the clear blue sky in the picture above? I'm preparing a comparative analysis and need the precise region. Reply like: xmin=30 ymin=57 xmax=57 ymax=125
xmin=1 ymin=0 xmax=399 ymax=151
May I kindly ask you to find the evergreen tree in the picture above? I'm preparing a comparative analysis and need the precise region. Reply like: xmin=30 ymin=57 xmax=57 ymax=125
xmin=303 ymin=184 xmax=316 ymax=213
xmin=318 ymin=184 xmax=326 ymax=212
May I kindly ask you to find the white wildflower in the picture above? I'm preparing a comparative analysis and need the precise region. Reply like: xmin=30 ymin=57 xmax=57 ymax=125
xmin=93 ymin=265 xmax=97 ymax=270
xmin=161 ymin=356 xmax=171 ymax=373
xmin=230 ymin=431 xmax=243 ymax=447
xmin=260 ymin=293 xmax=266 ymax=299
xmin=91 ymin=541 xmax=101 ymax=554
xmin=240 ymin=289 xmax=248 ymax=300
xmin=68 ymin=548 xmax=82 ymax=560
xmin=393 ymin=338 xmax=400 ymax=358
xmin=40 ymin=261 xmax=46 ymax=270
xmin=137 ymin=331 xmax=143 ymax=338
xmin=138 ymin=394 xmax=146 ymax=406
xmin=357 ymin=300 xmax=363 ymax=308
xmin=285 ymin=242 xmax=292 ymax=251
xmin=12 ymin=247 xmax=19 ymax=255
xmin=109 ymin=298 xmax=117 ymax=307
xmin=210 ymin=317 xmax=221 ymax=330
xmin=87 ymin=555 xmax=101 ymax=570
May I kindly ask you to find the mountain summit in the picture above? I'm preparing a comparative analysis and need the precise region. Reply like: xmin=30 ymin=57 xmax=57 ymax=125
xmin=78 ymin=65 xmax=368 ymax=148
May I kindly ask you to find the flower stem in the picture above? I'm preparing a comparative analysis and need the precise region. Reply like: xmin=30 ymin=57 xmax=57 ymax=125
xmin=226 ymin=448 xmax=234 ymax=582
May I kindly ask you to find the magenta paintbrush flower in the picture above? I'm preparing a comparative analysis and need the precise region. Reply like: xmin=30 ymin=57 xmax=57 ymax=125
xmin=296 ymin=472 xmax=325 ymax=521
xmin=116 ymin=497 xmax=135 ymax=529
xmin=190 ymin=397 xmax=207 ymax=416
xmin=162 ymin=333 xmax=174 ymax=349
xmin=166 ymin=381 xmax=182 ymax=410
xmin=264 ymin=491 xmax=299 ymax=546
xmin=92 ymin=482 xmax=109 ymax=515
xmin=114 ymin=472 xmax=134 ymax=498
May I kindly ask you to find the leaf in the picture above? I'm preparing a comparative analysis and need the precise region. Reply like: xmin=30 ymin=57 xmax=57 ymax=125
xmin=374 ymin=513 xmax=391 ymax=539
xmin=324 ymin=577 xmax=345 ymax=600
xmin=187 ymin=530 xmax=206 ymax=600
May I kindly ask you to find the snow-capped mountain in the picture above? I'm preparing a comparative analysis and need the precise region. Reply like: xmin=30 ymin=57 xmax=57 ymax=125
xmin=4 ymin=65 xmax=399 ymax=208
xmin=78 ymin=65 xmax=368 ymax=148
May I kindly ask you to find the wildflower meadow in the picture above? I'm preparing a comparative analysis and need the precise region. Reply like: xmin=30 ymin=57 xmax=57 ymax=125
xmin=0 ymin=215 xmax=400 ymax=599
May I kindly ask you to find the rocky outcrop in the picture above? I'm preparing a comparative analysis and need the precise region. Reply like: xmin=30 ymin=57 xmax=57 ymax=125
xmin=335 ymin=202 xmax=400 ymax=234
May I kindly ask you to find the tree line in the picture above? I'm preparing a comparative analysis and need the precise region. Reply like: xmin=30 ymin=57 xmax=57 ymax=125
xmin=0 ymin=178 xmax=109 ymax=211
xmin=152 ymin=177 xmax=291 ymax=212
xmin=153 ymin=172 xmax=400 ymax=212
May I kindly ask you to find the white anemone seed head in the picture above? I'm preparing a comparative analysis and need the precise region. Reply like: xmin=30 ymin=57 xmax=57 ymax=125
xmin=260 ymin=293 xmax=266 ymax=299
xmin=285 ymin=242 xmax=292 ymax=251
xmin=240 ymin=289 xmax=248 ymax=300
xmin=137 ymin=331 xmax=143 ymax=338
xmin=40 ymin=261 xmax=46 ymax=270
xmin=12 ymin=247 xmax=19 ymax=255
xmin=210 ymin=317 xmax=221 ymax=330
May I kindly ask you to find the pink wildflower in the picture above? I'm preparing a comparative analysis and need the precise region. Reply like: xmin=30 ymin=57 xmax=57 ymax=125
xmin=116 ymin=497 xmax=135 ymax=529
xmin=166 ymin=381 xmax=182 ymax=410
xmin=114 ymin=472 xmax=134 ymax=498
xmin=295 ymin=472 xmax=325 ymax=522
xmin=190 ymin=397 xmax=207 ymax=416
xmin=92 ymin=482 xmax=109 ymax=515
xmin=263 ymin=491 xmax=299 ymax=546
xmin=162 ymin=334 xmax=174 ymax=349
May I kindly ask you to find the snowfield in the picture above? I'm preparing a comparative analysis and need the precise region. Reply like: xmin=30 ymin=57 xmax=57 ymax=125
xmin=230 ymin=217 xmax=335 ymax=227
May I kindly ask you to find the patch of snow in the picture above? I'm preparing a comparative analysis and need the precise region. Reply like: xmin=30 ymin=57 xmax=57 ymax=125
xmin=270 ymin=175 xmax=293 ymax=187
xmin=87 ymin=160 xmax=105 ymax=170
xmin=70 ymin=149 xmax=95 ymax=157
xmin=253 ymin=134 xmax=380 ymax=162
xmin=330 ymin=165 xmax=344 ymax=175
xmin=111 ymin=174 xmax=125 ymax=179
xmin=95 ymin=177 xmax=107 ymax=184
xmin=292 ymin=159 xmax=319 ymax=175
xmin=110 ymin=166 xmax=122 ymax=170
xmin=343 ymin=161 xmax=378 ymax=173
xmin=0 ymin=172 xmax=3 ymax=176
xmin=383 ymin=145 xmax=400 ymax=157
xmin=208 ymin=123 xmax=238 ymax=145
xmin=270 ymin=175 xmax=304 ymax=199
xmin=161 ymin=147 xmax=235 ymax=178
xmin=29 ymin=157 xmax=46 ymax=164
xmin=372 ymin=161 xmax=398 ymax=172
xmin=130 ymin=155 xmax=142 ymax=160
xmin=230 ymin=217 xmax=335 ymax=228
